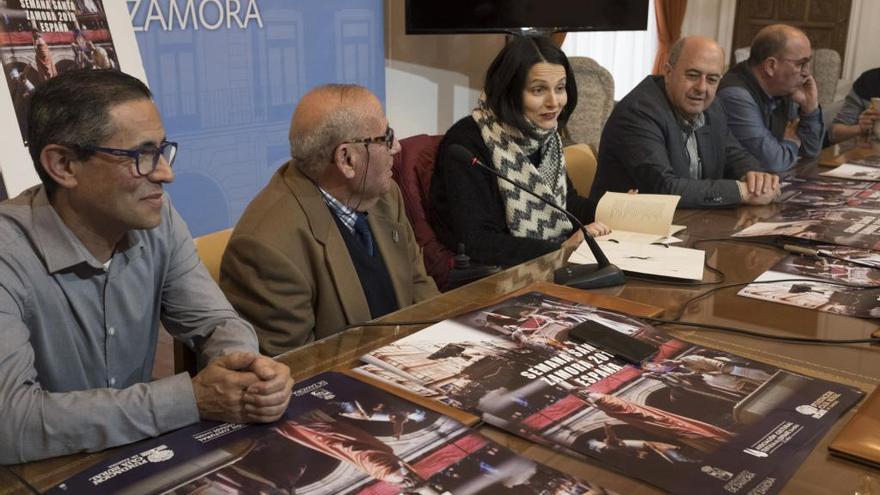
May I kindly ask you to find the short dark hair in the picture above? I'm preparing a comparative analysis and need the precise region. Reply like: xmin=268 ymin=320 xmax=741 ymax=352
xmin=483 ymin=36 xmax=577 ymax=138
xmin=27 ymin=69 xmax=153 ymax=194
xmin=748 ymin=25 xmax=794 ymax=67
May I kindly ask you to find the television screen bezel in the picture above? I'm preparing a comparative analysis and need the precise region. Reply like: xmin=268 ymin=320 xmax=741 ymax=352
xmin=404 ymin=0 xmax=650 ymax=35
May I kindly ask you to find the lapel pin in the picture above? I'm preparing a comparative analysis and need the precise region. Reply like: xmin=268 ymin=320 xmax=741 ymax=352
xmin=392 ymin=229 xmax=399 ymax=243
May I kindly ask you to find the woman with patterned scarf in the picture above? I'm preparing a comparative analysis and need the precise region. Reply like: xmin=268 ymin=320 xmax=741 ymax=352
xmin=430 ymin=36 xmax=610 ymax=267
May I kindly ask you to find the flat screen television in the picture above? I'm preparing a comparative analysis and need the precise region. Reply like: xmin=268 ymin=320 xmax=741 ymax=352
xmin=405 ymin=0 xmax=650 ymax=35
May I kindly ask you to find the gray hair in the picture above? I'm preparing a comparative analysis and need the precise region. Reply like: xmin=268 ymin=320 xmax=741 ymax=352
xmin=289 ymin=84 xmax=375 ymax=179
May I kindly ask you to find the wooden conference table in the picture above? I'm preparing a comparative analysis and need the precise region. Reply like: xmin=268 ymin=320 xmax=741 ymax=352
xmin=5 ymin=140 xmax=880 ymax=494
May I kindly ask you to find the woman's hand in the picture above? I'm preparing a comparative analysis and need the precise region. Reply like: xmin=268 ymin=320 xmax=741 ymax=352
xmin=585 ymin=221 xmax=611 ymax=237
xmin=562 ymin=222 xmax=610 ymax=250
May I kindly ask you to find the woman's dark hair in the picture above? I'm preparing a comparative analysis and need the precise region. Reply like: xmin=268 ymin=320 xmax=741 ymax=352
xmin=483 ymin=36 xmax=577 ymax=138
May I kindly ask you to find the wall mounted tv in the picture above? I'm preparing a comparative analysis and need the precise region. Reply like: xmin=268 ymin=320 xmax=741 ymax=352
xmin=405 ymin=0 xmax=650 ymax=35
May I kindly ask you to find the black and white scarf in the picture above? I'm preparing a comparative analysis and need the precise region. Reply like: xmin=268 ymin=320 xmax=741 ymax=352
xmin=472 ymin=96 xmax=571 ymax=241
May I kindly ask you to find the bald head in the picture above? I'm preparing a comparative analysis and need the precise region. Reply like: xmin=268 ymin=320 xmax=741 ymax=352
xmin=664 ymin=36 xmax=725 ymax=119
xmin=289 ymin=84 xmax=382 ymax=179
xmin=748 ymin=24 xmax=809 ymax=66
xmin=667 ymin=36 xmax=724 ymax=69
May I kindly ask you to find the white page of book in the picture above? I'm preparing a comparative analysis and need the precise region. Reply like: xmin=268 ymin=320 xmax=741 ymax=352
xmin=569 ymin=239 xmax=705 ymax=280
xmin=594 ymin=192 xmax=680 ymax=236
xmin=597 ymin=224 xmax=685 ymax=244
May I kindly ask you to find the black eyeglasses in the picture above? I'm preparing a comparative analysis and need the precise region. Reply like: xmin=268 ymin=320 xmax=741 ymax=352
xmin=778 ymin=57 xmax=811 ymax=73
xmin=346 ymin=126 xmax=395 ymax=151
xmin=80 ymin=140 xmax=178 ymax=176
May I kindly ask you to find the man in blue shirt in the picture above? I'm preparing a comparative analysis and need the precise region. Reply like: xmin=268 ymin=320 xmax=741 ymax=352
xmin=718 ymin=24 xmax=823 ymax=172
xmin=0 ymin=70 xmax=293 ymax=464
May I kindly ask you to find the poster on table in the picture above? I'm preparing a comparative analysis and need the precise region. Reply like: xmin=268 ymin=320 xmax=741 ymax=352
xmin=738 ymin=248 xmax=880 ymax=318
xmin=362 ymin=292 xmax=863 ymax=495
xmin=47 ymin=372 xmax=612 ymax=495
xmin=733 ymin=177 xmax=880 ymax=250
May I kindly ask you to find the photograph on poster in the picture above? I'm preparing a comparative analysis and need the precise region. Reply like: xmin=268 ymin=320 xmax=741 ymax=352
xmin=0 ymin=0 xmax=141 ymax=197
xmin=1 ymin=0 xmax=120 ymax=143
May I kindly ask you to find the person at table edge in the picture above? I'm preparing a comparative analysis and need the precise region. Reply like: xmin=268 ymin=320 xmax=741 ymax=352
xmin=590 ymin=36 xmax=779 ymax=207
xmin=0 ymin=70 xmax=293 ymax=464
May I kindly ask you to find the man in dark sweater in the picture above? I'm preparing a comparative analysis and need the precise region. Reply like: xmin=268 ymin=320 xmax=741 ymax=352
xmin=717 ymin=24 xmax=823 ymax=172
xmin=591 ymin=36 xmax=779 ymax=208
xmin=220 ymin=85 xmax=438 ymax=356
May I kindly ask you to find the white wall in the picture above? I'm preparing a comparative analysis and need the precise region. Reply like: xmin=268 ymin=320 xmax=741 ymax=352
xmin=681 ymin=0 xmax=736 ymax=64
xmin=561 ymin=2 xmax=657 ymax=102
xmin=843 ymin=0 xmax=880 ymax=82
xmin=385 ymin=60 xmax=480 ymax=137
xmin=383 ymin=0 xmax=504 ymax=138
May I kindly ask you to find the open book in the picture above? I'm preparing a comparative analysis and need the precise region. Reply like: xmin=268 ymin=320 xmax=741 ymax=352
xmin=594 ymin=192 xmax=685 ymax=244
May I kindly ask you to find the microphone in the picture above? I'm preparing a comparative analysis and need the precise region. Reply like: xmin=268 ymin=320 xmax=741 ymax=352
xmin=447 ymin=144 xmax=625 ymax=289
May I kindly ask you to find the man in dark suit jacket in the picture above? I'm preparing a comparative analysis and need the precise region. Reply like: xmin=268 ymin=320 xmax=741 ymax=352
xmin=220 ymin=84 xmax=438 ymax=356
xmin=590 ymin=36 xmax=779 ymax=208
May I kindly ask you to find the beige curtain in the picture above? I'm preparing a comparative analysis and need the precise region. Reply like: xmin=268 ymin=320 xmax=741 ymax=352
xmin=652 ymin=0 xmax=688 ymax=75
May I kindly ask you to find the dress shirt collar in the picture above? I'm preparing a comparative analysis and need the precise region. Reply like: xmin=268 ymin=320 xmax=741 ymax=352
xmin=318 ymin=187 xmax=359 ymax=233
xmin=31 ymin=186 xmax=142 ymax=273
xmin=675 ymin=110 xmax=706 ymax=133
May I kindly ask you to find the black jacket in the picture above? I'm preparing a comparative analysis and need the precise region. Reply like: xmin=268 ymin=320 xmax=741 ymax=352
xmin=429 ymin=116 xmax=595 ymax=266
xmin=590 ymin=75 xmax=758 ymax=208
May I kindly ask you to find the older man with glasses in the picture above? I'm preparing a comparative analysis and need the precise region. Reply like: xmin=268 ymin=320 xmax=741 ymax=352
xmin=718 ymin=24 xmax=824 ymax=172
xmin=220 ymin=84 xmax=438 ymax=356
xmin=0 ymin=70 xmax=293 ymax=464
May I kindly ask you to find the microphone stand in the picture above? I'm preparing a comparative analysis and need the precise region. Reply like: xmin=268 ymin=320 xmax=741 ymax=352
xmin=449 ymin=144 xmax=625 ymax=289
